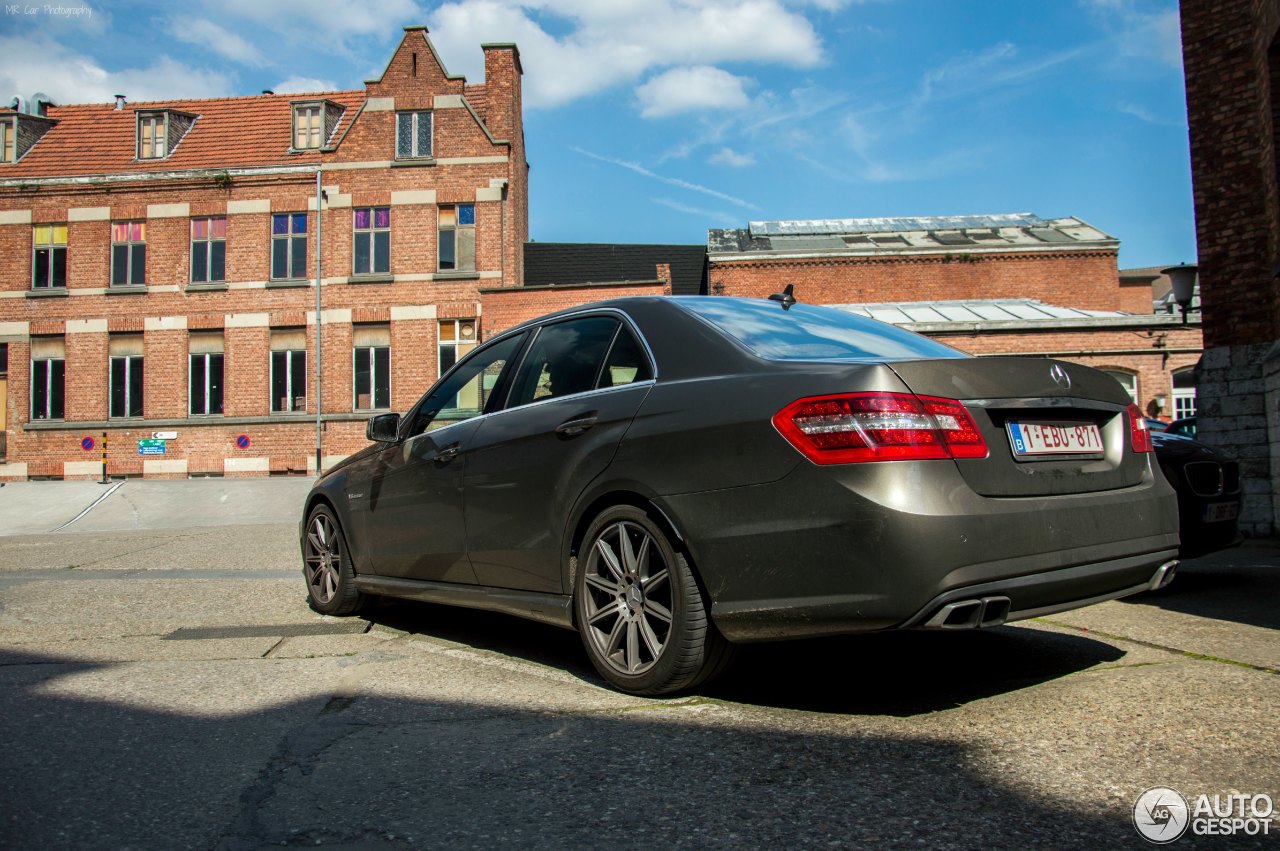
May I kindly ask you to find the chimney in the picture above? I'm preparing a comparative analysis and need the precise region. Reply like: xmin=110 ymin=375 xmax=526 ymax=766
xmin=480 ymin=43 xmax=522 ymax=141
xmin=262 ymin=90 xmax=274 ymax=95
xmin=113 ymin=94 xmax=126 ymax=110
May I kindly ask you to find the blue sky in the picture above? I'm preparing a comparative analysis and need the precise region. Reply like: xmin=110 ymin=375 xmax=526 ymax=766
xmin=0 ymin=0 xmax=1193 ymax=269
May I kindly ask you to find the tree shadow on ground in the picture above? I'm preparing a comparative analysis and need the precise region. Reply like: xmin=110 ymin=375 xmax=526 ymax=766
xmin=0 ymin=646 xmax=1156 ymax=851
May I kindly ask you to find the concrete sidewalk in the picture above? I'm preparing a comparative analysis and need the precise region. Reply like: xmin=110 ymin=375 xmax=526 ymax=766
xmin=0 ymin=477 xmax=315 ymax=536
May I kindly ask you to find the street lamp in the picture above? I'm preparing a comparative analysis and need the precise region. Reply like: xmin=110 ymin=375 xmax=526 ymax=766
xmin=1162 ymin=263 xmax=1198 ymax=324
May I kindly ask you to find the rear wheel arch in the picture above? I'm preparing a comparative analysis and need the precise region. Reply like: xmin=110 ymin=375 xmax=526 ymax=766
xmin=565 ymin=490 xmax=702 ymax=621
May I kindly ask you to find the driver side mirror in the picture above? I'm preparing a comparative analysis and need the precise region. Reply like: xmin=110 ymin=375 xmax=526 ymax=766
xmin=366 ymin=412 xmax=401 ymax=443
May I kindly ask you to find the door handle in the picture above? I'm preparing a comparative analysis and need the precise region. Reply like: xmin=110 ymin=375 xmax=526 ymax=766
xmin=555 ymin=416 xmax=598 ymax=436
xmin=433 ymin=443 xmax=461 ymax=464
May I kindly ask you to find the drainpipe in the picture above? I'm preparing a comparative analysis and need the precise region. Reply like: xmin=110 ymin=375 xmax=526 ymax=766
xmin=315 ymin=170 xmax=323 ymax=476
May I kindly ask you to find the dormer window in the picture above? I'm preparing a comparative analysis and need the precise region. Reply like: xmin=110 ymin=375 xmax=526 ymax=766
xmin=135 ymin=109 xmax=196 ymax=160
xmin=138 ymin=113 xmax=166 ymax=158
xmin=1 ymin=118 xmax=14 ymax=163
xmin=291 ymin=100 xmax=345 ymax=151
xmin=1 ymin=113 xmax=56 ymax=164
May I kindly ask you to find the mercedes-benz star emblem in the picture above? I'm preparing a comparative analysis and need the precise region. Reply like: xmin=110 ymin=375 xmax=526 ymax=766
xmin=1050 ymin=363 xmax=1071 ymax=389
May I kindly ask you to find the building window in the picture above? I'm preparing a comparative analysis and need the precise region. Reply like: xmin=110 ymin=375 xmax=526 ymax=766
xmin=1 ymin=118 xmax=14 ymax=163
xmin=294 ymin=105 xmax=322 ymax=149
xmin=1173 ymin=368 xmax=1197 ymax=419
xmin=109 ymin=336 xmax=144 ymax=419
xmin=189 ymin=333 xmax=224 ymax=416
xmin=438 ymin=204 xmax=475 ymax=272
xmin=271 ymin=213 xmax=307 ymax=280
xmin=1103 ymin=370 xmax=1138 ymax=404
xmin=110 ymin=221 xmax=146 ymax=286
xmin=137 ymin=113 xmax=166 ymax=159
xmin=191 ymin=217 xmax=227 ymax=283
xmin=30 ymin=337 xmax=65 ymax=420
xmin=270 ymin=329 xmax=307 ymax=412
xmin=438 ymin=319 xmax=477 ymax=378
xmin=353 ymin=326 xmax=391 ymax=410
xmin=353 ymin=207 xmax=390 ymax=275
xmin=32 ymin=225 xmax=67 ymax=289
xmin=396 ymin=111 xmax=432 ymax=159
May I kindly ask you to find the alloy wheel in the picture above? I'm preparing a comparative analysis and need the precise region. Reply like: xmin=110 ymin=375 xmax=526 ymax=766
xmin=304 ymin=512 xmax=342 ymax=605
xmin=581 ymin=520 xmax=674 ymax=676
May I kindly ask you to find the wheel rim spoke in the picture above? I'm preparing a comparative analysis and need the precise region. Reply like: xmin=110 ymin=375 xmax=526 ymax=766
xmin=585 ymin=573 xmax=619 ymax=596
xmin=625 ymin=621 xmax=640 ymax=672
xmin=604 ymin=615 xmax=627 ymax=657
xmin=643 ymin=599 xmax=672 ymax=625
xmin=618 ymin=524 xmax=639 ymax=576
xmin=639 ymin=617 xmax=664 ymax=659
xmin=594 ymin=537 xmax=625 ymax=583
xmin=641 ymin=567 xmax=668 ymax=594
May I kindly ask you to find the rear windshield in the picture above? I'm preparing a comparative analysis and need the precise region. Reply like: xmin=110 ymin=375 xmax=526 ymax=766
xmin=677 ymin=297 xmax=968 ymax=362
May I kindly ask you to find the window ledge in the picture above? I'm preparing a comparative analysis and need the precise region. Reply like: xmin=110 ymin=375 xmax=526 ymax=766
xmin=186 ymin=282 xmax=229 ymax=293
xmin=347 ymin=274 xmax=394 ymax=285
xmin=391 ymin=158 xmax=436 ymax=168
xmin=106 ymin=285 xmax=148 ymax=295
xmin=26 ymin=288 xmax=68 ymax=298
xmin=434 ymin=270 xmax=480 ymax=281
xmin=108 ymin=417 xmax=147 ymax=425
xmin=266 ymin=279 xmax=310 ymax=289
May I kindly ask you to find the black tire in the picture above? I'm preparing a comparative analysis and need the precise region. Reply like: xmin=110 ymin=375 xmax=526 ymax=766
xmin=302 ymin=504 xmax=365 ymax=616
xmin=573 ymin=505 xmax=734 ymax=695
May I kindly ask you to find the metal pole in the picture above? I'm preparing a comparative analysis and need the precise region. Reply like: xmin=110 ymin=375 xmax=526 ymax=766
xmin=99 ymin=431 xmax=107 ymax=484
xmin=315 ymin=170 xmax=323 ymax=476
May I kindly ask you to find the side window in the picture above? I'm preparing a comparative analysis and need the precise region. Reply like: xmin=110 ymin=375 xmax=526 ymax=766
xmin=409 ymin=332 xmax=525 ymax=436
xmin=599 ymin=324 xmax=654 ymax=388
xmin=506 ymin=317 xmax=619 ymax=409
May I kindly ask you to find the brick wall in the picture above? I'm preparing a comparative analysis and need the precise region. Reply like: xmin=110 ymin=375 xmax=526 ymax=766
xmin=709 ymin=250 xmax=1123 ymax=311
xmin=480 ymin=281 xmax=666 ymax=337
xmin=0 ymin=27 xmax=528 ymax=481
xmin=1181 ymin=0 xmax=1280 ymax=535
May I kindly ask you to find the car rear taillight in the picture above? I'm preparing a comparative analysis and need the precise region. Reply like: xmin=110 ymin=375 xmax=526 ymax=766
xmin=1127 ymin=403 xmax=1153 ymax=453
xmin=773 ymin=392 xmax=989 ymax=464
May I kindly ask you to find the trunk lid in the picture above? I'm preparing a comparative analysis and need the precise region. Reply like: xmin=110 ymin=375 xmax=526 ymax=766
xmin=888 ymin=357 xmax=1146 ymax=497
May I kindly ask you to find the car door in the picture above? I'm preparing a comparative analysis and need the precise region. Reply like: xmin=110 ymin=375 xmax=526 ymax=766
xmin=464 ymin=314 xmax=656 ymax=593
xmin=362 ymin=332 xmax=526 ymax=583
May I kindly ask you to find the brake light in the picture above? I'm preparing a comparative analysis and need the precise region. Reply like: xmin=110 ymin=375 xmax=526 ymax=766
xmin=1127 ymin=403 xmax=1153 ymax=453
xmin=773 ymin=392 xmax=989 ymax=464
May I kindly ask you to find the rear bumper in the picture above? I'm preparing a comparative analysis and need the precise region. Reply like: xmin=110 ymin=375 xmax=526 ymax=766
xmin=661 ymin=458 xmax=1180 ymax=643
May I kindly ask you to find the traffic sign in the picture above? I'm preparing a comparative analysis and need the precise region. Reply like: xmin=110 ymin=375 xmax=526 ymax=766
xmin=81 ymin=436 xmax=95 ymax=452
xmin=137 ymin=439 xmax=166 ymax=455
xmin=235 ymin=434 xmax=250 ymax=449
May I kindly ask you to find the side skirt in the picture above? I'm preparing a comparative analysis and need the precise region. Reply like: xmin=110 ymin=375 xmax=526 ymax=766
xmin=354 ymin=575 xmax=576 ymax=631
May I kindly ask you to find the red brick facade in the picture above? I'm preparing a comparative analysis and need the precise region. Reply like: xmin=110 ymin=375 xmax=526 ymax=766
xmin=0 ymin=27 xmax=528 ymax=480
xmin=710 ymin=250 xmax=1126 ymax=311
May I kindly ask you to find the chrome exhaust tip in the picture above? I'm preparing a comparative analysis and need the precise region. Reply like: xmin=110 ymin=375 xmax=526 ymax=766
xmin=924 ymin=596 xmax=1012 ymax=629
xmin=1147 ymin=560 xmax=1180 ymax=591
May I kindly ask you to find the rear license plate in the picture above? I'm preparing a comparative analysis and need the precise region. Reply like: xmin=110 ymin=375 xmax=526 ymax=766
xmin=1203 ymin=501 xmax=1239 ymax=523
xmin=1006 ymin=421 xmax=1104 ymax=458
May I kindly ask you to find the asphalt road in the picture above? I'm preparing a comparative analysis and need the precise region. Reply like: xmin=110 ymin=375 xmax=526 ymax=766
xmin=0 ymin=480 xmax=1277 ymax=849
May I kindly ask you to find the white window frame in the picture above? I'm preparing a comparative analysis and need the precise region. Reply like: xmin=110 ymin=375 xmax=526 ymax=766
xmin=137 ymin=112 xmax=167 ymax=159
xmin=293 ymin=105 xmax=323 ymax=150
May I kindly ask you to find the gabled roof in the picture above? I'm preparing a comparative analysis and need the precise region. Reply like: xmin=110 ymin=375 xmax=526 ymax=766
xmin=0 ymin=90 xmax=364 ymax=179
xmin=524 ymin=242 xmax=708 ymax=295
xmin=710 ymin=213 xmax=1118 ymax=258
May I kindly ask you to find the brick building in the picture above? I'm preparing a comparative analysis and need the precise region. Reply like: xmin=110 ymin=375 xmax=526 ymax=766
xmin=1179 ymin=0 xmax=1280 ymax=536
xmin=0 ymin=26 xmax=527 ymax=479
xmin=709 ymin=214 xmax=1202 ymax=418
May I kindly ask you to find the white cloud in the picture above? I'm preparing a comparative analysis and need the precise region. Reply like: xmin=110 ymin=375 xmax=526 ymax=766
xmin=636 ymin=66 xmax=753 ymax=118
xmin=650 ymin=197 xmax=740 ymax=225
xmin=217 ymin=0 xmax=427 ymax=43
xmin=0 ymin=36 xmax=235 ymax=106
xmin=428 ymin=0 xmax=824 ymax=108
xmin=574 ymin=147 xmax=761 ymax=209
xmin=709 ymin=147 xmax=757 ymax=167
xmin=1080 ymin=0 xmax=1183 ymax=68
xmin=168 ymin=17 xmax=268 ymax=67
xmin=273 ymin=76 xmax=341 ymax=94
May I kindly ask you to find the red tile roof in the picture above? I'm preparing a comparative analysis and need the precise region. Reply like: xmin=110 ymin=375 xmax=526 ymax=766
xmin=1 ymin=90 xmax=366 ymax=178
